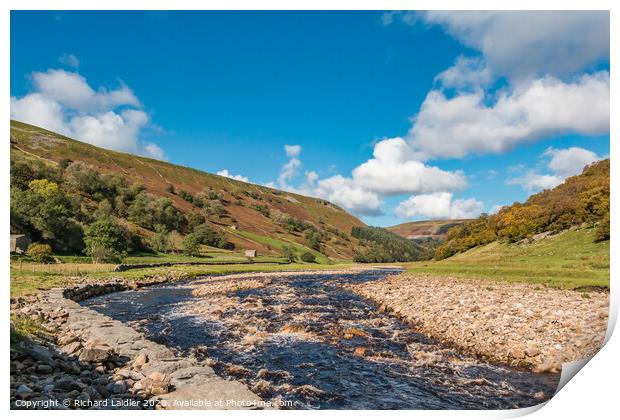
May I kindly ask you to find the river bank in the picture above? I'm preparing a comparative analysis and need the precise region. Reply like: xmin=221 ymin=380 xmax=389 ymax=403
xmin=9 ymin=267 xmax=374 ymax=410
xmin=346 ymin=273 xmax=609 ymax=373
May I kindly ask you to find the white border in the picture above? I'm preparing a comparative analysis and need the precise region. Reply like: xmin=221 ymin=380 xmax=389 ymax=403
xmin=3 ymin=1 xmax=617 ymax=419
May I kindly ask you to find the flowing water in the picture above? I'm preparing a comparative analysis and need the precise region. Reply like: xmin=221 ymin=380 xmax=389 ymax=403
xmin=82 ymin=269 xmax=560 ymax=409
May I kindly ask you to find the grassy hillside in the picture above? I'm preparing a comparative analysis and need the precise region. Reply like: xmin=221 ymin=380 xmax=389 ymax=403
xmin=10 ymin=120 xmax=365 ymax=259
xmin=435 ymin=159 xmax=610 ymax=260
xmin=388 ymin=219 xmax=470 ymax=240
xmin=403 ymin=228 xmax=609 ymax=289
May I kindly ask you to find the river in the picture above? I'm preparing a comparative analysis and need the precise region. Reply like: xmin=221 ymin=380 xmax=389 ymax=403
xmin=82 ymin=269 xmax=560 ymax=409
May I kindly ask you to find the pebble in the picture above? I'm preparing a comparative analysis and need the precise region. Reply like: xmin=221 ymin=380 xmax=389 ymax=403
xmin=347 ymin=273 xmax=609 ymax=372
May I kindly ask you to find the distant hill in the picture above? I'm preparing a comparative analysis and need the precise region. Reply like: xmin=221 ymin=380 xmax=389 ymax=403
xmin=388 ymin=219 xmax=471 ymax=240
xmin=10 ymin=120 xmax=366 ymax=259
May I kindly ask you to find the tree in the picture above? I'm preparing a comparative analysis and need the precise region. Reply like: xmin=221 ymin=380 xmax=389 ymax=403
xmin=150 ymin=224 xmax=171 ymax=253
xmin=168 ymin=230 xmax=183 ymax=253
xmin=282 ymin=246 xmax=297 ymax=262
xmin=84 ymin=218 xmax=129 ymax=263
xmin=193 ymin=223 xmax=228 ymax=248
xmin=27 ymin=243 xmax=54 ymax=263
xmin=182 ymin=233 xmax=201 ymax=257
xmin=304 ymin=229 xmax=323 ymax=251
xmin=300 ymin=251 xmax=316 ymax=263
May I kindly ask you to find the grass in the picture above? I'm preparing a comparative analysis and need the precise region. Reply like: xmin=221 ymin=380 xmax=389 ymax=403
xmin=233 ymin=229 xmax=332 ymax=264
xmin=10 ymin=314 xmax=48 ymax=346
xmin=401 ymin=228 xmax=609 ymax=289
xmin=10 ymin=262 xmax=358 ymax=298
xmin=121 ymin=251 xmax=285 ymax=264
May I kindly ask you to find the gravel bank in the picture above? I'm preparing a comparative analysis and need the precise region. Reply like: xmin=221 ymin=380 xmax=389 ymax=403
xmin=346 ymin=273 xmax=609 ymax=373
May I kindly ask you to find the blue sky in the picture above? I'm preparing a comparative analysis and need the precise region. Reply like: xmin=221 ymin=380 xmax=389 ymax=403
xmin=10 ymin=11 xmax=610 ymax=226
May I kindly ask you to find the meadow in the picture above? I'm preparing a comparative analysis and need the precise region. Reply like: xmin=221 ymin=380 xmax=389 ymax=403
xmin=402 ymin=228 xmax=609 ymax=290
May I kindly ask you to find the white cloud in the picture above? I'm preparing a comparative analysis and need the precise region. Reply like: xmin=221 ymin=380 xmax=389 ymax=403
xmin=434 ymin=56 xmax=492 ymax=90
xmin=268 ymin=138 xmax=467 ymax=217
xmin=9 ymin=93 xmax=67 ymax=135
xmin=284 ymin=144 xmax=302 ymax=157
xmin=506 ymin=146 xmax=602 ymax=192
xmin=10 ymin=68 xmax=164 ymax=159
xmin=217 ymin=169 xmax=249 ymax=183
xmin=31 ymin=69 xmax=140 ymax=112
xmin=418 ymin=11 xmax=609 ymax=80
xmin=544 ymin=147 xmax=601 ymax=178
xmin=59 ymin=53 xmax=80 ymax=68
xmin=507 ymin=172 xmax=564 ymax=193
xmin=350 ymin=137 xmax=467 ymax=195
xmin=312 ymin=175 xmax=383 ymax=217
xmin=407 ymin=72 xmax=609 ymax=160
xmin=395 ymin=192 xmax=483 ymax=220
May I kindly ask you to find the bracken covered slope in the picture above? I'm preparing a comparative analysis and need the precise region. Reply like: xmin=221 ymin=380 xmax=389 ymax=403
xmin=388 ymin=220 xmax=471 ymax=240
xmin=10 ymin=120 xmax=366 ymax=259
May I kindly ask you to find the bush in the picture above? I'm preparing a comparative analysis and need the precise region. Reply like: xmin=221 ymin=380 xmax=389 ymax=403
xmin=193 ymin=223 xmax=229 ymax=248
xmin=299 ymin=251 xmax=316 ymax=263
xmin=150 ymin=225 xmax=170 ymax=252
xmin=84 ymin=218 xmax=129 ymax=263
xmin=304 ymin=229 xmax=323 ymax=251
xmin=282 ymin=246 xmax=297 ymax=262
xmin=250 ymin=204 xmax=270 ymax=218
xmin=183 ymin=233 xmax=201 ymax=257
xmin=27 ymin=243 xmax=54 ymax=263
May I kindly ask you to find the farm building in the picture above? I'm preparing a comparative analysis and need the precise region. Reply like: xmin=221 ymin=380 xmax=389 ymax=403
xmin=244 ymin=249 xmax=257 ymax=258
xmin=10 ymin=234 xmax=31 ymax=254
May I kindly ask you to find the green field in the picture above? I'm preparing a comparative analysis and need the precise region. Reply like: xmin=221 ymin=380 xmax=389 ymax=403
xmin=232 ymin=228 xmax=333 ymax=264
xmin=10 ymin=262 xmax=357 ymax=298
xmin=402 ymin=228 xmax=609 ymax=289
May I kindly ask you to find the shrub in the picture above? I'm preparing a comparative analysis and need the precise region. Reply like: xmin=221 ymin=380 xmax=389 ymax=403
xmin=84 ymin=218 xmax=129 ymax=263
xmin=282 ymin=246 xmax=297 ymax=262
xmin=178 ymin=190 xmax=194 ymax=203
xmin=183 ymin=233 xmax=201 ymax=257
xmin=304 ymin=229 xmax=323 ymax=251
xmin=193 ymin=223 xmax=229 ymax=248
xmin=150 ymin=225 xmax=171 ymax=252
xmin=165 ymin=184 xmax=175 ymax=194
xmin=27 ymin=243 xmax=54 ymax=263
xmin=300 ymin=251 xmax=316 ymax=263
xmin=250 ymin=204 xmax=270 ymax=218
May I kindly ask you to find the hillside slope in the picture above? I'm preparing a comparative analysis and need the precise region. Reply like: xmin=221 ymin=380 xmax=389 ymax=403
xmin=404 ymin=228 xmax=609 ymax=289
xmin=10 ymin=120 xmax=365 ymax=259
xmin=388 ymin=219 xmax=470 ymax=240
xmin=435 ymin=159 xmax=610 ymax=260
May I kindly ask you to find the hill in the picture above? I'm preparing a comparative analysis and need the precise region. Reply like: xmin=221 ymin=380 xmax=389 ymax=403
xmin=10 ymin=120 xmax=365 ymax=261
xmin=434 ymin=159 xmax=610 ymax=260
xmin=388 ymin=219 xmax=470 ymax=240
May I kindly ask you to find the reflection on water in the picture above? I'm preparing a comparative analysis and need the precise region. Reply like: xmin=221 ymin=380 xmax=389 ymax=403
xmin=82 ymin=270 xmax=560 ymax=409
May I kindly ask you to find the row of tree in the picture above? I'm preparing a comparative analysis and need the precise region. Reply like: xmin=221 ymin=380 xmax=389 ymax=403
xmin=351 ymin=226 xmax=435 ymax=263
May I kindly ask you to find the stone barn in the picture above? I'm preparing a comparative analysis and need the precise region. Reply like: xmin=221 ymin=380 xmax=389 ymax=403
xmin=244 ymin=249 xmax=257 ymax=258
xmin=10 ymin=234 xmax=31 ymax=254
